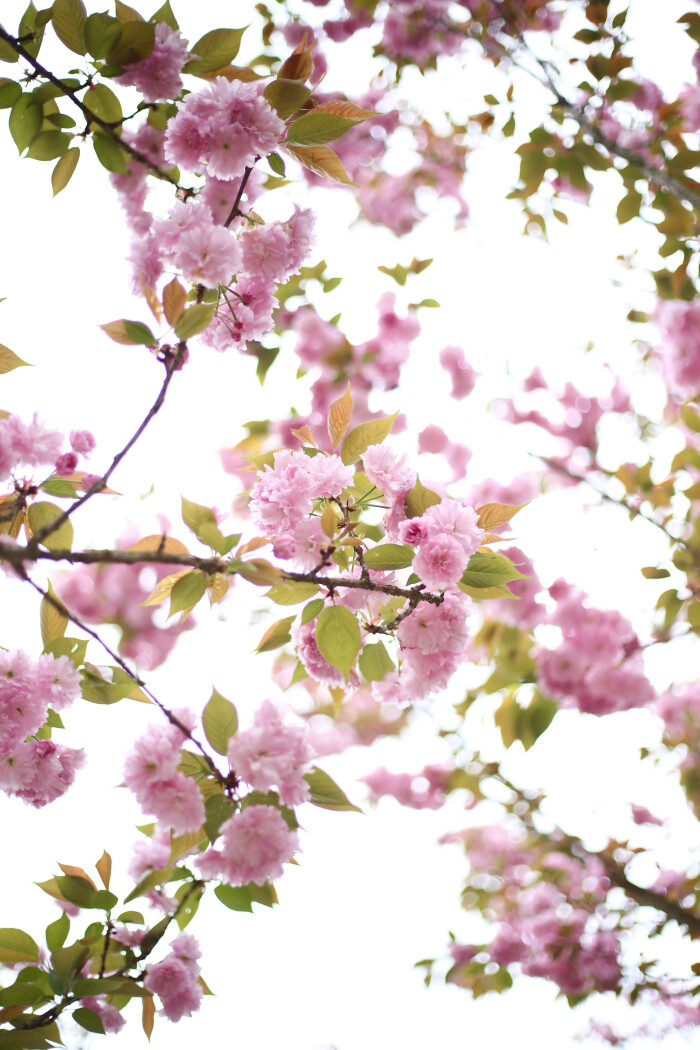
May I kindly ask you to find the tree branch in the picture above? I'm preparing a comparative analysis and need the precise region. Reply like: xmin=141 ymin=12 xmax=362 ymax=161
xmin=0 ymin=25 xmax=185 ymax=188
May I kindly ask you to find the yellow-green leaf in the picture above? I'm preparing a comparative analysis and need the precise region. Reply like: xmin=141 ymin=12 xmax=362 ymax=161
xmin=256 ymin=615 xmax=296 ymax=653
xmin=0 ymin=344 xmax=29 ymax=373
xmin=51 ymin=146 xmax=80 ymax=195
xmin=27 ymin=502 xmax=73 ymax=551
xmin=315 ymin=605 xmax=361 ymax=680
xmin=327 ymin=382 xmax=353 ymax=449
xmin=202 ymin=688 xmax=238 ymax=755
xmin=52 ymin=0 xmax=87 ymax=55
xmin=340 ymin=413 xmax=397 ymax=466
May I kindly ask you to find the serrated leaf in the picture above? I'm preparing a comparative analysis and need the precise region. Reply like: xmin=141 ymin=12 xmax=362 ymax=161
xmin=202 ymin=688 xmax=238 ymax=755
xmin=107 ymin=20 xmax=155 ymax=65
xmin=51 ymin=146 xmax=79 ymax=195
xmin=86 ymin=82 xmax=122 ymax=123
xmin=265 ymin=581 xmax=319 ymax=605
xmin=363 ymin=543 xmax=414 ymax=570
xmin=459 ymin=552 xmax=527 ymax=595
xmin=40 ymin=583 xmax=68 ymax=648
xmin=163 ymin=277 xmax=186 ymax=326
xmin=358 ymin=640 xmax=394 ymax=683
xmin=181 ymin=497 xmax=225 ymax=552
xmin=315 ymin=605 xmax=361 ymax=680
xmin=174 ymin=304 xmax=215 ymax=340
xmin=0 ymin=929 xmax=39 ymax=964
xmin=184 ymin=27 xmax=247 ymax=75
xmin=263 ymin=79 xmax=310 ymax=119
xmin=9 ymin=94 xmax=42 ymax=153
xmin=286 ymin=111 xmax=356 ymax=147
xmin=52 ymin=0 xmax=87 ymax=55
xmin=26 ymin=129 xmax=72 ymax=161
xmin=92 ymin=131 xmax=127 ymax=173
xmin=340 ymin=413 xmax=397 ymax=466
xmin=285 ymin=143 xmax=355 ymax=185
xmin=45 ymin=912 xmax=69 ymax=954
xmin=328 ymin=382 xmax=353 ymax=449
xmin=475 ymin=502 xmax=528 ymax=530
xmin=168 ymin=570 xmax=207 ymax=618
xmin=0 ymin=345 xmax=29 ymax=373
xmin=256 ymin=615 xmax=296 ymax=653
xmin=304 ymin=766 xmax=361 ymax=811
xmin=100 ymin=318 xmax=156 ymax=345
xmin=404 ymin=478 xmax=441 ymax=518
xmin=84 ymin=11 xmax=122 ymax=58
xmin=26 ymin=502 xmax=73 ymax=551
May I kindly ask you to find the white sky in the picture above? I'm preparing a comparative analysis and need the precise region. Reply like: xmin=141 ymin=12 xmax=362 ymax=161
xmin=0 ymin=1 xmax=699 ymax=1047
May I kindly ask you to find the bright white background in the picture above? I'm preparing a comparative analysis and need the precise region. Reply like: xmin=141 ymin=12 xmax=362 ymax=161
xmin=1 ymin=1 xmax=699 ymax=1047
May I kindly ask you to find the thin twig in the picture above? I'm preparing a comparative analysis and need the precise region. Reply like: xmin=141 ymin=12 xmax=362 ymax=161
xmin=224 ymin=165 xmax=255 ymax=228
xmin=0 ymin=26 xmax=185 ymax=188
xmin=28 ymin=344 xmax=188 ymax=549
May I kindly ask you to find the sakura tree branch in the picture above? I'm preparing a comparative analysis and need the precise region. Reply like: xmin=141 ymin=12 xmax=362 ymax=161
xmin=28 ymin=343 xmax=188 ymax=550
xmin=281 ymin=569 xmax=445 ymax=606
xmin=0 ymin=25 xmax=185 ymax=189
xmin=224 ymin=164 xmax=255 ymax=228
xmin=23 ymin=575 xmax=221 ymax=778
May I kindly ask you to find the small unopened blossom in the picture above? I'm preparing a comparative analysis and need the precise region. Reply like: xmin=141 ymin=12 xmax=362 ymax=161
xmin=69 ymin=429 xmax=96 ymax=455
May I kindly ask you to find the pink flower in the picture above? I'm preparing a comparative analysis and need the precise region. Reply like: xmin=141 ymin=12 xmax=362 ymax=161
xmin=227 ymin=700 xmax=315 ymax=806
xmin=654 ymin=299 xmax=700 ymax=398
xmin=55 ymin=452 xmax=78 ymax=476
xmin=423 ymin=500 xmax=484 ymax=555
xmin=115 ymin=22 xmax=190 ymax=102
xmin=198 ymin=804 xmax=298 ymax=886
xmin=144 ymin=934 xmax=203 ymax=1023
xmin=439 ymin=346 xmax=476 ymax=399
xmin=69 ymin=429 xmax=96 ymax=455
xmin=240 ymin=207 xmax=315 ymax=283
xmin=173 ymin=223 xmax=242 ymax=288
xmin=412 ymin=532 xmax=468 ymax=590
xmin=362 ymin=444 xmax=416 ymax=499
xmin=165 ymin=79 xmax=285 ymax=180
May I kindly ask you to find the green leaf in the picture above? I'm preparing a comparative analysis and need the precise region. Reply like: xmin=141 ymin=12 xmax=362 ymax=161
xmin=267 ymin=151 xmax=286 ymax=176
xmin=26 ymin=502 xmax=73 ymax=552
xmin=45 ymin=911 xmax=69 ymax=954
xmin=0 ymin=929 xmax=39 ymax=964
xmin=0 ymin=37 xmax=20 ymax=64
xmin=150 ymin=1 xmax=179 ymax=30
xmin=0 ymin=344 xmax=29 ymax=372
xmin=215 ymin=884 xmax=253 ymax=912
xmin=52 ymin=0 xmax=87 ymax=55
xmin=54 ymin=875 xmax=117 ymax=910
xmin=641 ymin=566 xmax=671 ymax=579
xmin=9 ymin=94 xmax=42 ymax=153
xmin=169 ymin=570 xmax=207 ymax=618
xmin=51 ymin=146 xmax=80 ymax=195
xmin=107 ymin=20 xmax=155 ymax=65
xmin=204 ymin=792 xmax=235 ymax=842
xmin=183 ymin=27 xmax=247 ymax=75
xmin=263 ymin=79 xmax=311 ymax=120
xmin=301 ymin=598 xmax=324 ymax=624
xmin=458 ymin=552 xmax=527 ymax=598
xmin=265 ymin=580 xmax=319 ymax=605
xmin=256 ymin=614 xmax=296 ymax=653
xmin=0 ymin=81 xmax=21 ymax=109
xmin=50 ymin=941 xmax=90 ymax=982
xmin=363 ymin=543 xmax=414 ymax=570
xmin=40 ymin=583 xmax=68 ymax=648
xmin=287 ymin=111 xmax=357 ymax=147
xmin=358 ymin=640 xmax=394 ymax=683
xmin=86 ymin=82 xmax=122 ymax=124
xmin=73 ymin=1007 xmax=105 ymax=1034
xmin=340 ymin=413 xmax=397 ymax=466
xmin=174 ymin=303 xmax=215 ymax=340
xmin=100 ymin=318 xmax=156 ymax=345
xmin=404 ymin=477 xmax=441 ymax=518
xmin=181 ymin=496 xmax=225 ymax=552
xmin=315 ymin=605 xmax=361 ymax=680
xmin=84 ymin=12 xmax=122 ymax=58
xmin=202 ymin=688 xmax=238 ymax=755
xmin=92 ymin=131 xmax=127 ymax=173
xmin=0 ymin=982 xmax=45 ymax=1007
xmin=616 ymin=190 xmax=642 ymax=224
xmin=174 ymin=881 xmax=203 ymax=931
xmin=26 ymin=130 xmax=72 ymax=160
xmin=304 ymin=766 xmax=361 ymax=812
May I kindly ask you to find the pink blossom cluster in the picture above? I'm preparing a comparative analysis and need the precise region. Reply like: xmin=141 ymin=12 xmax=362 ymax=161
xmin=144 ymin=932 xmax=203 ymax=1022
xmin=0 ymin=413 xmax=94 ymax=483
xmin=165 ymin=78 xmax=285 ymax=181
xmin=537 ymin=579 xmax=655 ymax=716
xmin=362 ymin=762 xmax=453 ymax=808
xmin=249 ymin=449 xmax=353 ymax=537
xmin=443 ymin=825 xmax=620 ymax=997
xmin=228 ymin=699 xmax=315 ymax=805
xmin=198 ymin=803 xmax=299 ymax=886
xmin=0 ymin=649 xmax=84 ymax=807
xmin=115 ymin=22 xmax=191 ymax=102
xmin=460 ymin=0 xmax=562 ymax=33
xmin=417 ymin=425 xmax=471 ymax=482
xmin=439 ymin=345 xmax=477 ymax=400
xmin=379 ymin=0 xmax=464 ymax=69
xmin=57 ymin=534 xmax=192 ymax=671
xmin=396 ymin=590 xmax=472 ymax=700
xmin=654 ymin=299 xmax=700 ymax=399
xmin=496 ymin=367 xmax=631 ymax=457
xmin=123 ymin=710 xmax=205 ymax=834
xmin=397 ymin=497 xmax=484 ymax=591
xmin=81 ymin=996 xmax=125 ymax=1034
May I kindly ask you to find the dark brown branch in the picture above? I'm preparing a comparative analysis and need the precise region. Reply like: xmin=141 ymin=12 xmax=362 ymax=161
xmin=281 ymin=569 xmax=444 ymax=606
xmin=224 ymin=165 xmax=254 ymax=228
xmin=28 ymin=343 xmax=188 ymax=549
xmin=0 ymin=25 xmax=184 ymax=188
